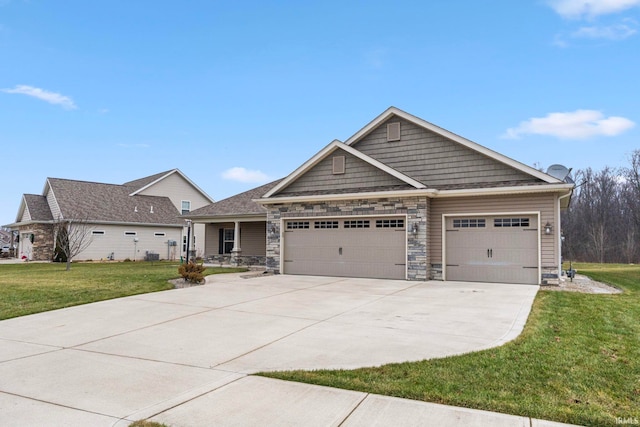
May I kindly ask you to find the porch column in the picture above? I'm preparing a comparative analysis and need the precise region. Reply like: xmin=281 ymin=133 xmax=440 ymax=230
xmin=232 ymin=221 xmax=241 ymax=252
xmin=231 ymin=221 xmax=241 ymax=267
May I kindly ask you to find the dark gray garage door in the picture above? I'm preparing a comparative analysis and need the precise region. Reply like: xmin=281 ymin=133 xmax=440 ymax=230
xmin=283 ymin=217 xmax=406 ymax=280
xmin=445 ymin=215 xmax=539 ymax=285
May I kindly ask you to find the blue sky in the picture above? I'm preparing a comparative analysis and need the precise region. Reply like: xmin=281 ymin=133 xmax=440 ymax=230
xmin=1 ymin=0 xmax=639 ymax=227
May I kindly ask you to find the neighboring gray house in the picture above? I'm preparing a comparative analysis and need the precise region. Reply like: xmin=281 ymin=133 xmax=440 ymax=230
xmin=189 ymin=107 xmax=574 ymax=285
xmin=5 ymin=169 xmax=214 ymax=261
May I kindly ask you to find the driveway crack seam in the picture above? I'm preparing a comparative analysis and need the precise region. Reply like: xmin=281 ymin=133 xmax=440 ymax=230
xmin=338 ymin=393 xmax=369 ymax=426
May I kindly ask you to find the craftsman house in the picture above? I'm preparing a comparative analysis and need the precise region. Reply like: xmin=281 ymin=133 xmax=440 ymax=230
xmin=5 ymin=169 xmax=213 ymax=262
xmin=190 ymin=107 xmax=574 ymax=284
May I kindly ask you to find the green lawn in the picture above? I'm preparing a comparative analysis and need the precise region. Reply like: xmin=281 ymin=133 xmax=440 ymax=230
xmin=0 ymin=261 xmax=246 ymax=320
xmin=261 ymin=263 xmax=640 ymax=427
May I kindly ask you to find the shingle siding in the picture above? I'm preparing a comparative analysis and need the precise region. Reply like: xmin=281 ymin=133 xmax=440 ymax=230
xmin=276 ymin=148 xmax=413 ymax=196
xmin=352 ymin=116 xmax=542 ymax=188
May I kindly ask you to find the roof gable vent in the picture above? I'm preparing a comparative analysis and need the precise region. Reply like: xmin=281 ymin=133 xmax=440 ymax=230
xmin=332 ymin=156 xmax=345 ymax=174
xmin=387 ymin=122 xmax=401 ymax=142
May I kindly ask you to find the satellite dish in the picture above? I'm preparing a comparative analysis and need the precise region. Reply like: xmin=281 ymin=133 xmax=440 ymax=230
xmin=546 ymin=164 xmax=571 ymax=181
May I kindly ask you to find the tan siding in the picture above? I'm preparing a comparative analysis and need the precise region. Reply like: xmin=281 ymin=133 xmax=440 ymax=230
xmin=240 ymin=222 xmax=266 ymax=256
xmin=136 ymin=173 xmax=211 ymax=211
xmin=429 ymin=193 xmax=557 ymax=268
xmin=278 ymin=149 xmax=411 ymax=195
xmin=353 ymin=116 xmax=540 ymax=188
xmin=76 ymin=224 xmax=182 ymax=261
xmin=203 ymin=222 xmax=266 ymax=257
xmin=46 ymin=188 xmax=62 ymax=220
xmin=21 ymin=208 xmax=31 ymax=222
xmin=136 ymin=172 xmax=211 ymax=255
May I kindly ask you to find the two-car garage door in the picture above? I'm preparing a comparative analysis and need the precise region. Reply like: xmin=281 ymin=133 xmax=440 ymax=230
xmin=282 ymin=217 xmax=406 ymax=280
xmin=445 ymin=215 xmax=539 ymax=285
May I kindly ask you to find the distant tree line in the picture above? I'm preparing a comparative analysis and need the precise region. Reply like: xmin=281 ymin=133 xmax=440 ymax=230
xmin=562 ymin=150 xmax=640 ymax=264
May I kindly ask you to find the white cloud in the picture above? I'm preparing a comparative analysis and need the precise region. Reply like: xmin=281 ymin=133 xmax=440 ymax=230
xmin=548 ymin=0 xmax=640 ymax=18
xmin=572 ymin=20 xmax=637 ymax=38
xmin=1 ymin=84 xmax=77 ymax=109
xmin=222 ymin=167 xmax=270 ymax=183
xmin=503 ymin=110 xmax=635 ymax=140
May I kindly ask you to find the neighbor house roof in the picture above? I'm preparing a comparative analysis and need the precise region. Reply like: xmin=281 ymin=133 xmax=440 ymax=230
xmin=187 ymin=180 xmax=283 ymax=219
xmin=125 ymin=168 xmax=215 ymax=203
xmin=23 ymin=194 xmax=54 ymax=221
xmin=46 ymin=178 xmax=182 ymax=225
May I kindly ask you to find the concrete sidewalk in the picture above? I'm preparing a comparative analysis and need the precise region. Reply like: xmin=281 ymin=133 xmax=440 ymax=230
xmin=0 ymin=274 xmax=579 ymax=426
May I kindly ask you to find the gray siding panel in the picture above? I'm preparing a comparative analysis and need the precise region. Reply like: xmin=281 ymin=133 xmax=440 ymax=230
xmin=352 ymin=116 xmax=541 ymax=188
xmin=277 ymin=148 xmax=412 ymax=196
xmin=429 ymin=193 xmax=557 ymax=268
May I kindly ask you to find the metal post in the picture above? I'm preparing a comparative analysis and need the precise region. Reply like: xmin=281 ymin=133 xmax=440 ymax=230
xmin=185 ymin=220 xmax=192 ymax=264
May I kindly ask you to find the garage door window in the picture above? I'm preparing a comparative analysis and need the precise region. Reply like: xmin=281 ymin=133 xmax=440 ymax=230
xmin=314 ymin=221 xmax=339 ymax=229
xmin=287 ymin=221 xmax=310 ymax=229
xmin=452 ymin=219 xmax=486 ymax=228
xmin=376 ymin=219 xmax=404 ymax=228
xmin=344 ymin=220 xmax=370 ymax=228
xmin=494 ymin=218 xmax=530 ymax=227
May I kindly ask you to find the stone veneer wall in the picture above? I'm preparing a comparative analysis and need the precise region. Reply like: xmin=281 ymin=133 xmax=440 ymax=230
xmin=19 ymin=223 xmax=54 ymax=261
xmin=266 ymin=196 xmax=428 ymax=281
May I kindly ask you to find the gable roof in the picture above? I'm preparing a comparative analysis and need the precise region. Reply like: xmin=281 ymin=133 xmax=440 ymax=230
xmin=125 ymin=169 xmax=215 ymax=203
xmin=346 ymin=107 xmax=562 ymax=185
xmin=187 ymin=180 xmax=283 ymax=219
xmin=21 ymin=194 xmax=54 ymax=222
xmin=263 ymin=140 xmax=426 ymax=198
xmin=46 ymin=178 xmax=182 ymax=225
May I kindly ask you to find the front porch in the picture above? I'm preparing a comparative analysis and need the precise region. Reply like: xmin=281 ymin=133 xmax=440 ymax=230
xmin=202 ymin=220 xmax=267 ymax=267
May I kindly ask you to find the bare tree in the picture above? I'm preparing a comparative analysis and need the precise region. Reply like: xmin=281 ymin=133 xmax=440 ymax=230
xmin=53 ymin=216 xmax=95 ymax=271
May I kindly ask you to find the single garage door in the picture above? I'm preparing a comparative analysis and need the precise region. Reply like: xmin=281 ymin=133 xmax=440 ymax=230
xmin=283 ymin=217 xmax=406 ymax=280
xmin=445 ymin=215 xmax=539 ymax=284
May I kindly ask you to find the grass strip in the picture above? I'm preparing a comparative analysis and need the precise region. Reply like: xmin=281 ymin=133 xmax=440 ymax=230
xmin=0 ymin=261 xmax=246 ymax=320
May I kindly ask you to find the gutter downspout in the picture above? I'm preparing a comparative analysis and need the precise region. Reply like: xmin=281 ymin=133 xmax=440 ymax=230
xmin=557 ymin=189 xmax=574 ymax=279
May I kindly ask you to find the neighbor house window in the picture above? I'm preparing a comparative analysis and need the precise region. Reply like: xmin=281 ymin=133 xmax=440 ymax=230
xmin=181 ymin=201 xmax=191 ymax=215
xmin=223 ymin=229 xmax=235 ymax=254
xmin=154 ymin=232 xmax=166 ymax=237
xmin=92 ymin=230 xmax=105 ymax=236
xmin=453 ymin=219 xmax=486 ymax=228
xmin=124 ymin=231 xmax=137 ymax=236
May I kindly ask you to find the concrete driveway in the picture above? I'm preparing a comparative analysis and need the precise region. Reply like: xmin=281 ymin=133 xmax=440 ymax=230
xmin=0 ymin=274 xmax=546 ymax=426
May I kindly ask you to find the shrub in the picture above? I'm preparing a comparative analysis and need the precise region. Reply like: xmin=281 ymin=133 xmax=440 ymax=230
xmin=178 ymin=261 xmax=206 ymax=284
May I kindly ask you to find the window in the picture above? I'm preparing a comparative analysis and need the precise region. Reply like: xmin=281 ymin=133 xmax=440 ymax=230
xmin=124 ymin=231 xmax=137 ymax=236
xmin=376 ymin=219 xmax=405 ymax=228
xmin=494 ymin=218 xmax=530 ymax=228
xmin=223 ymin=229 xmax=234 ymax=254
xmin=453 ymin=219 xmax=486 ymax=228
xmin=92 ymin=230 xmax=105 ymax=236
xmin=314 ymin=221 xmax=338 ymax=229
xmin=154 ymin=232 xmax=166 ymax=237
xmin=286 ymin=221 xmax=310 ymax=229
xmin=181 ymin=200 xmax=191 ymax=215
xmin=344 ymin=220 xmax=370 ymax=228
